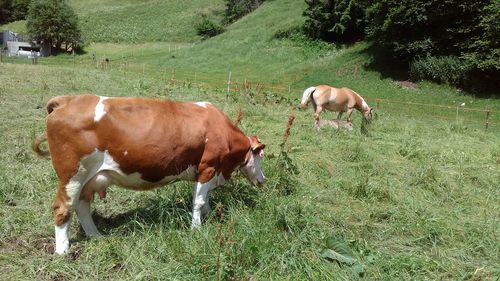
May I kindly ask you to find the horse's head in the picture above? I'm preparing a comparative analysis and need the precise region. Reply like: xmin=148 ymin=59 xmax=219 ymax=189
xmin=363 ymin=108 xmax=374 ymax=121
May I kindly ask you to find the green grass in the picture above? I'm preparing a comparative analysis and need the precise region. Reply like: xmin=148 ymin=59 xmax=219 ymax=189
xmin=0 ymin=62 xmax=499 ymax=280
xmin=70 ymin=0 xmax=225 ymax=43
xmin=1 ymin=0 xmax=499 ymax=279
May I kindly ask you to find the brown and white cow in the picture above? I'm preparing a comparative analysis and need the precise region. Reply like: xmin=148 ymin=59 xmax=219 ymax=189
xmin=300 ymin=85 xmax=374 ymax=128
xmin=32 ymin=94 xmax=266 ymax=254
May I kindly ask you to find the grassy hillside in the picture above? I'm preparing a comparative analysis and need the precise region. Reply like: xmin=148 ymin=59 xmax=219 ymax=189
xmin=70 ymin=0 xmax=225 ymax=43
xmin=0 ymin=62 xmax=499 ymax=280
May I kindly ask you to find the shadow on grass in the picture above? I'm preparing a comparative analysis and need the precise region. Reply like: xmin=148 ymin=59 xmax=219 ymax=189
xmin=360 ymin=43 xmax=409 ymax=81
xmin=75 ymin=179 xmax=262 ymax=237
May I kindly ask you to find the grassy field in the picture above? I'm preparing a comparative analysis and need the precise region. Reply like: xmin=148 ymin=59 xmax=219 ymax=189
xmin=0 ymin=0 xmax=499 ymax=279
xmin=0 ymin=61 xmax=499 ymax=280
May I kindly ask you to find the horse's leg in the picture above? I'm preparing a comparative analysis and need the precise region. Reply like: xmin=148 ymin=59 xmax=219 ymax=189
xmin=346 ymin=107 xmax=354 ymax=122
xmin=314 ymin=106 xmax=323 ymax=130
xmin=337 ymin=111 xmax=343 ymax=120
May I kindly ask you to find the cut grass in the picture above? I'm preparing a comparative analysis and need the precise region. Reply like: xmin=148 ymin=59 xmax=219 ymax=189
xmin=0 ymin=63 xmax=499 ymax=280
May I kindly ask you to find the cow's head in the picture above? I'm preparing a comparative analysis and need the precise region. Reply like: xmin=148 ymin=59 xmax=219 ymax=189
xmin=240 ymin=136 xmax=266 ymax=185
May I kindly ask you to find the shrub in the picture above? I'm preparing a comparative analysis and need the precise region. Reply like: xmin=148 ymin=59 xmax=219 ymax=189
xmin=409 ymin=56 xmax=466 ymax=85
xmin=225 ymin=0 xmax=265 ymax=24
xmin=195 ymin=15 xmax=225 ymax=39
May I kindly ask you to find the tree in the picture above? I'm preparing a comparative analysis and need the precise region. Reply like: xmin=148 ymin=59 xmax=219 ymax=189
xmin=26 ymin=0 xmax=83 ymax=55
xmin=365 ymin=0 xmax=499 ymax=91
xmin=0 ymin=0 xmax=32 ymax=24
xmin=303 ymin=0 xmax=367 ymax=42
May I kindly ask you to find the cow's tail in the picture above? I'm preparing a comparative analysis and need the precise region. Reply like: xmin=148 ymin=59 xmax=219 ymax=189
xmin=300 ymin=86 xmax=316 ymax=108
xmin=32 ymin=131 xmax=50 ymax=157
xmin=32 ymin=96 xmax=71 ymax=158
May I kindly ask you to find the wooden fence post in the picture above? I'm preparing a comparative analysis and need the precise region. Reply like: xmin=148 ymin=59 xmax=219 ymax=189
xmin=171 ymin=68 xmax=176 ymax=84
xmin=227 ymin=71 xmax=232 ymax=97
xmin=485 ymin=110 xmax=491 ymax=130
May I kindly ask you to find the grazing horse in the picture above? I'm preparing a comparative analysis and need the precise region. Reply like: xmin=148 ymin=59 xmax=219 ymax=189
xmin=300 ymin=85 xmax=373 ymax=128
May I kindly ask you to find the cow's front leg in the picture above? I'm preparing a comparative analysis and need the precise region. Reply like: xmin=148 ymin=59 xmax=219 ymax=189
xmin=75 ymin=200 xmax=102 ymax=238
xmin=191 ymin=174 xmax=216 ymax=229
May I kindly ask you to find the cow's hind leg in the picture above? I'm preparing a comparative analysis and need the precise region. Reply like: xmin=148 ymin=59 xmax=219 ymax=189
xmin=53 ymin=175 xmax=86 ymax=254
xmin=53 ymin=183 xmax=72 ymax=255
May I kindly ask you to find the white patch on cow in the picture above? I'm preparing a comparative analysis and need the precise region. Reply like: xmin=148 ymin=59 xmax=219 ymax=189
xmin=83 ymin=150 xmax=198 ymax=189
xmin=65 ymin=150 xmax=198 ymax=199
xmin=57 ymin=149 xmax=199 ymax=253
xmin=123 ymin=150 xmax=128 ymax=156
xmin=194 ymin=102 xmax=211 ymax=108
xmin=239 ymin=149 xmax=265 ymax=185
xmin=94 ymin=96 xmax=109 ymax=122
xmin=55 ymin=221 xmax=70 ymax=255
xmin=205 ymin=138 xmax=209 ymax=143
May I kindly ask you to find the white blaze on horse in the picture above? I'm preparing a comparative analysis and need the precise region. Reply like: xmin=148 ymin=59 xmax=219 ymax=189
xmin=300 ymin=85 xmax=374 ymax=128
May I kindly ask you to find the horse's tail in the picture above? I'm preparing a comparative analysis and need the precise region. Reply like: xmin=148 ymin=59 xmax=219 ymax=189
xmin=300 ymin=86 xmax=316 ymax=108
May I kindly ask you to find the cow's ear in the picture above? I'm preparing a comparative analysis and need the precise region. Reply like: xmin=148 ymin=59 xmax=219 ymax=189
xmin=249 ymin=136 xmax=266 ymax=152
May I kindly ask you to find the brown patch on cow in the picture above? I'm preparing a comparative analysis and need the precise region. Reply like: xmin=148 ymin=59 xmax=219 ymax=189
xmin=395 ymin=80 xmax=418 ymax=90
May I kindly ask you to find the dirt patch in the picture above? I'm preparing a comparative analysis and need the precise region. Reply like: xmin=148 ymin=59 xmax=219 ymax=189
xmin=4 ymin=199 xmax=16 ymax=206
xmin=1 ymin=236 xmax=26 ymax=251
xmin=318 ymin=119 xmax=353 ymax=130
xmin=395 ymin=80 xmax=418 ymax=90
xmin=68 ymin=246 xmax=83 ymax=261
xmin=33 ymin=236 xmax=55 ymax=254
